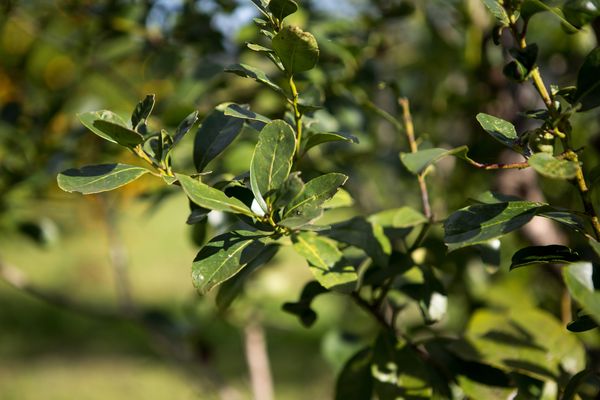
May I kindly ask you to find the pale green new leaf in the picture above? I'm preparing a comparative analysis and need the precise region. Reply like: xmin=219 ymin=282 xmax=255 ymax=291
xmin=57 ymin=164 xmax=150 ymax=194
xmin=177 ymin=174 xmax=254 ymax=216
xmin=528 ymin=152 xmax=579 ymax=179
xmin=369 ymin=206 xmax=428 ymax=228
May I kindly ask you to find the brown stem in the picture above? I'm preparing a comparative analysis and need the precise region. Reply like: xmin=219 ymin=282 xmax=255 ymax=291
xmin=467 ymin=159 xmax=530 ymax=170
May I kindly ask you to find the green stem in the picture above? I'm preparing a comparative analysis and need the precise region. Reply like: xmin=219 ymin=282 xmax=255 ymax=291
xmin=288 ymin=74 xmax=303 ymax=158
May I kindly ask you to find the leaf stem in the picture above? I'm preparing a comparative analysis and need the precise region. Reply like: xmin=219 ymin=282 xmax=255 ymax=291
xmin=288 ymin=74 xmax=303 ymax=158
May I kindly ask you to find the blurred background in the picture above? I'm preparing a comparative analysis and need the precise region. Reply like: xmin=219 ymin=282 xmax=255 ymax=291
xmin=1 ymin=0 xmax=600 ymax=398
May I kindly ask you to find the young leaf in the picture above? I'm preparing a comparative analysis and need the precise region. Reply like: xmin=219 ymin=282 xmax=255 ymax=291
xmin=510 ymin=245 xmax=581 ymax=270
xmin=223 ymin=103 xmax=271 ymax=124
xmin=575 ymin=47 xmax=600 ymax=111
xmin=173 ymin=110 xmax=199 ymax=145
xmin=368 ymin=207 xmax=428 ymax=228
xmin=528 ymin=152 xmax=579 ymax=179
xmin=91 ymin=120 xmax=144 ymax=148
xmin=250 ymin=120 xmax=296 ymax=212
xmin=281 ymin=173 xmax=348 ymax=227
xmin=292 ymin=232 xmax=357 ymax=291
xmin=475 ymin=113 xmax=520 ymax=150
xmin=193 ymin=105 xmax=244 ymax=172
xmin=481 ymin=0 xmax=509 ymax=25
xmin=131 ymin=94 xmax=155 ymax=130
xmin=268 ymin=0 xmax=298 ymax=21
xmin=564 ymin=262 xmax=600 ymax=324
xmin=303 ymin=131 xmax=358 ymax=153
xmin=272 ymin=26 xmax=319 ymax=74
xmin=334 ymin=347 xmax=374 ymax=400
xmin=281 ymin=280 xmax=328 ymax=327
xmin=57 ymin=164 xmax=150 ymax=194
xmin=216 ymin=245 xmax=279 ymax=311
xmin=400 ymin=145 xmax=471 ymax=175
xmin=192 ymin=231 xmax=271 ymax=294
xmin=177 ymin=174 xmax=254 ymax=217
xmin=225 ymin=63 xmax=286 ymax=96
xmin=78 ymin=111 xmax=142 ymax=147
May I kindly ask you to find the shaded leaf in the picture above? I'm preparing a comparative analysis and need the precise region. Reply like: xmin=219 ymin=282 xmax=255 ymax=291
xmin=250 ymin=120 xmax=296 ymax=212
xmin=193 ymin=104 xmax=245 ymax=172
xmin=268 ymin=0 xmax=298 ymax=20
xmin=272 ymin=26 xmax=319 ymax=74
xmin=481 ymin=0 xmax=509 ymax=24
xmin=564 ymin=262 xmax=600 ymax=324
xmin=192 ymin=231 xmax=271 ymax=294
xmin=273 ymin=172 xmax=304 ymax=209
xmin=334 ymin=347 xmax=374 ymax=400
xmin=177 ymin=174 xmax=254 ymax=216
xmin=522 ymin=0 xmax=580 ymax=31
xmin=303 ymin=131 xmax=358 ymax=153
xmin=282 ymin=280 xmax=328 ymax=327
xmin=173 ymin=110 xmax=199 ymax=145
xmin=225 ymin=63 xmax=286 ymax=95
xmin=476 ymin=113 xmax=520 ymax=150
xmin=528 ymin=152 xmax=579 ymax=179
xmin=323 ymin=189 xmax=354 ymax=209
xmin=131 ymin=94 xmax=155 ymax=130
xmin=57 ymin=164 xmax=150 ymax=194
xmin=79 ymin=111 xmax=143 ymax=147
xmin=510 ymin=245 xmax=581 ymax=270
xmin=562 ymin=369 xmax=595 ymax=400
xmin=575 ymin=47 xmax=600 ymax=111
xmin=224 ymin=103 xmax=271 ymax=124
xmin=292 ymin=232 xmax=357 ymax=291
xmin=567 ymin=314 xmax=598 ymax=332
xmin=563 ymin=0 xmax=600 ymax=28
xmin=368 ymin=206 xmax=428 ymax=228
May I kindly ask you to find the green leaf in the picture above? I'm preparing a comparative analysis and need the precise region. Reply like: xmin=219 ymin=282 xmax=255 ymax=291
xmin=173 ymin=110 xmax=199 ymax=145
xmin=131 ymin=94 xmax=155 ymax=130
xmin=176 ymin=174 xmax=254 ymax=216
xmin=563 ymin=0 xmax=600 ymax=28
xmin=292 ymin=232 xmax=357 ymax=291
xmin=268 ymin=0 xmax=298 ymax=20
xmin=322 ymin=189 xmax=354 ymax=209
xmin=564 ymin=262 xmax=600 ymax=324
xmin=476 ymin=113 xmax=520 ymax=150
xmin=334 ymin=348 xmax=374 ymax=400
xmin=250 ymin=120 xmax=296 ymax=212
xmin=444 ymin=201 xmax=544 ymax=251
xmin=215 ymin=245 xmax=279 ymax=311
xmin=368 ymin=206 xmax=428 ymax=228
xmin=303 ymin=131 xmax=358 ymax=153
xmin=223 ymin=103 xmax=271 ymax=124
xmin=528 ymin=152 xmax=579 ymax=179
xmin=281 ymin=173 xmax=348 ymax=228
xmin=454 ymin=308 xmax=585 ymax=380
xmin=78 ymin=111 xmax=143 ymax=147
xmin=282 ymin=280 xmax=328 ymax=327
xmin=575 ymin=47 xmax=600 ymax=111
xmin=57 ymin=164 xmax=150 ymax=194
xmin=400 ymin=145 xmax=471 ymax=175
xmin=324 ymin=217 xmax=391 ymax=267
xmin=562 ymin=369 xmax=595 ymax=400
xmin=272 ymin=26 xmax=319 ymax=74
xmin=510 ymin=245 xmax=581 ymax=270
xmin=192 ymin=231 xmax=271 ymax=294
xmin=246 ymin=42 xmax=273 ymax=53
xmin=567 ymin=314 xmax=598 ymax=332
xmin=522 ymin=0 xmax=580 ymax=31
xmin=225 ymin=63 xmax=286 ymax=95
xmin=481 ymin=0 xmax=510 ymax=25
xmin=193 ymin=104 xmax=244 ymax=172
xmin=273 ymin=172 xmax=304 ymax=210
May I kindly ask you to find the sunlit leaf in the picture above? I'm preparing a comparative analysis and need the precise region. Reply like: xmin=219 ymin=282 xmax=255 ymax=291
xmin=57 ymin=164 xmax=150 ymax=194
xmin=528 ymin=152 xmax=579 ymax=179
xmin=177 ymin=174 xmax=254 ymax=216
xmin=272 ymin=26 xmax=319 ymax=74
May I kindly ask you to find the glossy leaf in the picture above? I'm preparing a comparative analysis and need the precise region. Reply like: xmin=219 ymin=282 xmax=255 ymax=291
xmin=281 ymin=173 xmax=347 ymax=228
xmin=334 ymin=348 xmax=374 ymax=400
xmin=224 ymin=103 xmax=271 ymax=124
xmin=444 ymin=201 xmax=544 ymax=251
xmin=282 ymin=280 xmax=328 ymax=327
xmin=564 ymin=262 xmax=600 ymax=323
xmin=510 ymin=245 xmax=581 ymax=270
xmin=79 ymin=111 xmax=143 ymax=147
xmin=303 ymin=131 xmax=358 ymax=153
xmin=575 ymin=47 xmax=600 ymax=111
xmin=131 ymin=94 xmax=155 ymax=130
xmin=272 ymin=26 xmax=319 ymax=74
xmin=225 ymin=63 xmax=286 ymax=95
xmin=268 ymin=0 xmax=298 ymax=20
xmin=528 ymin=152 xmax=579 ymax=179
xmin=250 ymin=120 xmax=296 ymax=212
xmin=292 ymin=232 xmax=357 ymax=291
xmin=216 ymin=245 xmax=279 ymax=310
xmin=192 ymin=231 xmax=271 ymax=294
xmin=173 ymin=110 xmax=199 ymax=145
xmin=476 ymin=113 xmax=519 ymax=150
xmin=193 ymin=104 xmax=244 ymax=172
xmin=368 ymin=206 xmax=428 ymax=228
xmin=177 ymin=174 xmax=254 ymax=216
xmin=400 ymin=145 xmax=471 ymax=175
xmin=57 ymin=164 xmax=150 ymax=194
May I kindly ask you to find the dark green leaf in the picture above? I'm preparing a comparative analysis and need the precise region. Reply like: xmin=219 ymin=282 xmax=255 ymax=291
xmin=193 ymin=104 xmax=244 ymax=172
xmin=567 ymin=315 xmax=598 ymax=332
xmin=563 ymin=0 xmax=600 ymax=28
xmin=78 ymin=111 xmax=142 ymax=147
xmin=503 ymin=60 xmax=529 ymax=82
xmin=400 ymin=145 xmax=471 ymax=175
xmin=177 ymin=174 xmax=254 ymax=216
xmin=250 ymin=120 xmax=296 ymax=212
xmin=481 ymin=0 xmax=509 ymax=24
xmin=57 ymin=164 xmax=150 ymax=194
xmin=268 ymin=0 xmax=298 ymax=20
xmin=224 ymin=103 xmax=271 ymax=124
xmin=131 ymin=94 xmax=155 ymax=130
xmin=562 ymin=369 xmax=595 ymax=400
xmin=216 ymin=245 xmax=279 ymax=310
xmin=282 ymin=280 xmax=328 ymax=327
xmin=272 ymin=26 xmax=319 ymax=74
xmin=173 ymin=110 xmax=199 ymax=145
xmin=476 ymin=113 xmax=520 ymax=150
xmin=521 ymin=0 xmax=580 ymax=31
xmin=273 ymin=172 xmax=304 ymax=209
xmin=575 ymin=47 xmax=600 ymax=111
xmin=292 ymin=232 xmax=357 ymax=291
xmin=564 ymin=262 xmax=600 ymax=324
xmin=225 ymin=63 xmax=286 ymax=95
xmin=334 ymin=347 xmax=374 ymax=400
xmin=192 ymin=231 xmax=271 ymax=294
xmin=528 ymin=152 xmax=579 ymax=179
xmin=510 ymin=245 xmax=581 ymax=270
xmin=91 ymin=120 xmax=144 ymax=148
xmin=303 ymin=131 xmax=358 ymax=153
xmin=368 ymin=206 xmax=428 ymax=228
